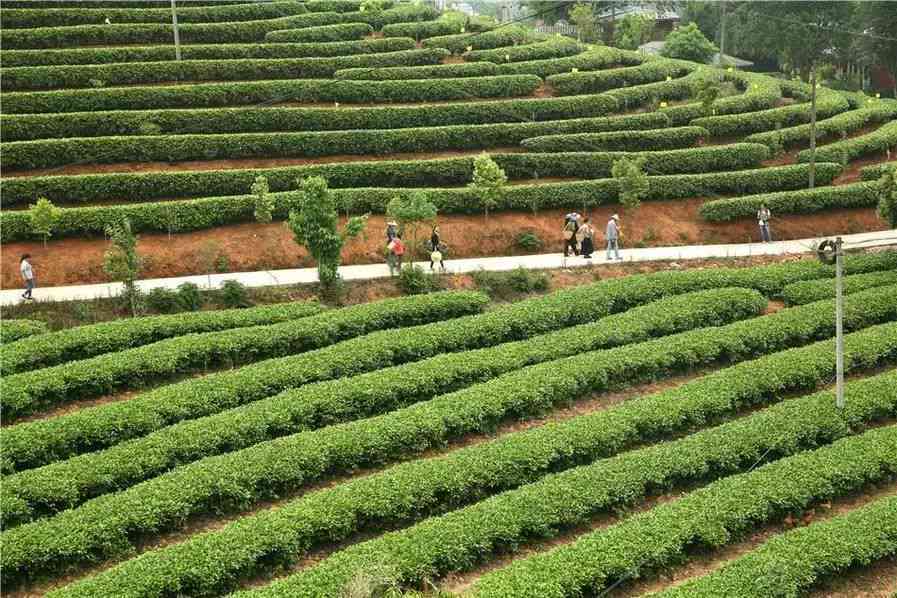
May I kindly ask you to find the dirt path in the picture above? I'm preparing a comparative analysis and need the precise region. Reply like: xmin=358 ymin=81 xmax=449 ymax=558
xmin=2 ymin=202 xmax=885 ymax=289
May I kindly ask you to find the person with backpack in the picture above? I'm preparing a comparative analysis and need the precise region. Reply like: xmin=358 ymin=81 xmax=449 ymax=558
xmin=20 ymin=254 xmax=35 ymax=301
xmin=606 ymin=214 xmax=621 ymax=260
xmin=387 ymin=234 xmax=405 ymax=276
xmin=429 ymin=225 xmax=446 ymax=272
xmin=563 ymin=213 xmax=580 ymax=257
xmin=577 ymin=217 xmax=595 ymax=258
xmin=386 ymin=220 xmax=398 ymax=243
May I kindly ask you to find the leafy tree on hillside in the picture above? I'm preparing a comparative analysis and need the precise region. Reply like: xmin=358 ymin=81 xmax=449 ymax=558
xmin=737 ymin=1 xmax=853 ymax=189
xmin=694 ymin=78 xmax=721 ymax=115
xmin=612 ymin=157 xmax=649 ymax=212
xmin=104 ymin=218 xmax=143 ymax=317
xmin=878 ymin=166 xmax=897 ymax=229
xmin=287 ymin=176 xmax=367 ymax=288
xmin=251 ymin=175 xmax=274 ymax=224
xmin=568 ymin=2 xmax=600 ymax=43
xmin=387 ymin=192 xmax=438 ymax=263
xmin=28 ymin=197 xmax=60 ymax=248
xmin=469 ymin=153 xmax=508 ymax=220
xmin=661 ymin=22 xmax=717 ymax=63
xmin=613 ymin=13 xmax=655 ymax=50
xmin=856 ymin=1 xmax=897 ymax=99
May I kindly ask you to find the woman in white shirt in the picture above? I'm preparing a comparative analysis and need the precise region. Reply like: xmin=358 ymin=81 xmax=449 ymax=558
xmin=20 ymin=254 xmax=35 ymax=300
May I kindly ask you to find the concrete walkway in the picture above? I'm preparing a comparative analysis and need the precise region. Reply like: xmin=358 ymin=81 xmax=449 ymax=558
xmin=3 ymin=230 xmax=894 ymax=306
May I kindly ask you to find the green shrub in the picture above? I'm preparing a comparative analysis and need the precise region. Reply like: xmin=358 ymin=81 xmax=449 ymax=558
xmin=0 ymin=37 xmax=417 ymax=67
xmin=1 ymin=319 xmax=48 ymax=344
xmin=265 ymin=21 xmax=373 ymax=43
xmin=798 ymin=119 xmax=897 ymax=163
xmin=144 ymin=287 xmax=181 ymax=314
xmin=1 ymin=74 xmax=541 ymax=114
xmin=0 ymin=145 xmax=768 ymax=206
xmin=516 ymin=230 xmax=543 ymax=251
xmin=699 ymin=179 xmax=883 ymax=221
xmin=0 ymin=0 xmax=306 ymax=28
xmin=465 ymin=37 xmax=582 ymax=62
xmin=421 ymin=25 xmax=535 ymax=54
xmin=176 ymin=282 xmax=203 ymax=312
xmin=472 ymin=267 xmax=549 ymax=298
xmin=2 ymin=48 xmax=449 ymax=91
xmin=335 ymin=61 xmax=496 ymax=80
xmin=860 ymin=162 xmax=895 ymax=181
xmin=0 ymin=163 xmax=842 ymax=240
xmin=546 ymin=59 xmax=693 ymax=96
xmin=521 ymin=126 xmax=708 ymax=152
xmin=219 ymin=280 xmax=251 ymax=308
xmin=746 ymin=101 xmax=897 ymax=148
xmin=397 ymin=265 xmax=443 ymax=295
xmin=781 ymin=269 xmax=897 ymax=306
xmin=494 ymin=47 xmax=637 ymax=78
xmin=47 ymin=330 xmax=897 ymax=598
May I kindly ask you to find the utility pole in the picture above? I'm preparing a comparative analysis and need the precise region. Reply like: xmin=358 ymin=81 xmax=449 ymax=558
xmin=171 ymin=0 xmax=181 ymax=61
xmin=719 ymin=1 xmax=727 ymax=65
xmin=834 ymin=236 xmax=844 ymax=409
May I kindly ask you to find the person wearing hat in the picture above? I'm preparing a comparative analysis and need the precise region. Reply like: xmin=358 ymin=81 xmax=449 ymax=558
xmin=385 ymin=220 xmax=398 ymax=243
xmin=606 ymin=214 xmax=621 ymax=260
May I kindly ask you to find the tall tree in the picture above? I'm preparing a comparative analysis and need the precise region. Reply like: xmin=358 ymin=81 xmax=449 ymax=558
xmin=661 ymin=21 xmax=717 ymax=63
xmin=568 ymin=2 xmax=599 ymax=43
xmin=878 ymin=166 xmax=897 ymax=229
xmin=856 ymin=1 xmax=897 ymax=98
xmin=104 ymin=218 xmax=143 ymax=317
xmin=469 ymin=153 xmax=508 ymax=220
xmin=740 ymin=1 xmax=853 ymax=189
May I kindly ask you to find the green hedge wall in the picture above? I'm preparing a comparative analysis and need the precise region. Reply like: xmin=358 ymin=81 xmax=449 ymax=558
xmin=465 ymin=37 xmax=582 ymax=63
xmin=0 ymin=1 xmax=307 ymax=28
xmin=345 ymin=3 xmax=438 ymax=29
xmin=691 ymin=87 xmax=850 ymax=137
xmin=658 ymin=69 xmax=783 ymax=126
xmin=1 ymin=319 xmax=48 ymax=344
xmin=304 ymin=0 xmax=380 ymax=13
xmin=860 ymin=162 xmax=895 ymax=181
xmin=3 ymin=0 xmax=248 ymax=7
xmin=0 ymin=37 xmax=416 ymax=67
xmin=1 ymin=112 xmax=666 ymax=169
xmin=521 ymin=125 xmax=707 ymax=152
xmin=382 ymin=19 xmax=464 ymax=39
xmin=0 ymin=291 xmax=487 ymax=425
xmin=1 ymin=74 xmax=541 ymax=114
xmin=264 ymin=21 xmax=373 ymax=42
xmin=2 ymin=48 xmax=449 ymax=91
xmin=746 ymin=101 xmax=897 ymax=148
xmin=0 ymin=163 xmax=840 ymax=241
xmin=1 ymin=91 xmax=626 ymax=141
xmin=0 ymin=301 xmax=324 ymax=376
xmin=547 ymin=59 xmax=693 ymax=96
xmin=782 ymin=270 xmax=897 ymax=306
xmin=699 ymin=180 xmax=883 ymax=222
xmin=798 ymin=119 xmax=897 ymax=163
xmin=53 ymin=354 xmax=897 ymax=598
xmin=0 ymin=13 xmax=348 ymax=49
xmin=421 ymin=25 xmax=536 ymax=54
xmin=1 ymin=145 xmax=769 ymax=207
xmin=494 ymin=47 xmax=641 ymax=78
xmin=334 ymin=61 xmax=496 ymax=80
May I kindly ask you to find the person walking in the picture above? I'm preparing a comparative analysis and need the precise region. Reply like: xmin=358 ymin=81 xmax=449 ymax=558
xmin=606 ymin=214 xmax=621 ymax=260
xmin=757 ymin=204 xmax=772 ymax=243
xmin=20 ymin=254 xmax=35 ymax=301
xmin=578 ymin=217 xmax=595 ymax=258
xmin=563 ymin=213 xmax=580 ymax=257
xmin=429 ymin=225 xmax=446 ymax=272
xmin=386 ymin=220 xmax=398 ymax=243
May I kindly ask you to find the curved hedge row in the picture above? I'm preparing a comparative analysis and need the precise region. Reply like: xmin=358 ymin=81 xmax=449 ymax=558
xmin=1 ymin=48 xmax=450 ymax=91
xmin=9 ymin=294 xmax=895 ymax=580
xmin=264 ymin=21 xmax=372 ymax=42
xmin=1 ymin=74 xmax=542 ymax=114
xmin=860 ymin=162 xmax=895 ymax=181
xmin=305 ymin=0 xmax=386 ymax=13
xmin=1 ymin=319 xmax=48 ymax=344
xmin=381 ymin=18 xmax=464 ymax=39
xmin=0 ymin=1 xmax=307 ymax=28
xmin=3 ymin=289 xmax=763 ymax=518
xmin=0 ymin=13 xmax=345 ymax=49
xmin=0 ymin=291 xmax=487 ymax=424
xmin=0 ymin=163 xmax=841 ymax=240
xmin=745 ymin=101 xmax=897 ymax=148
xmin=547 ymin=59 xmax=692 ymax=96
xmin=699 ymin=179 xmax=882 ymax=222
xmin=421 ymin=25 xmax=536 ymax=54
xmin=472 ymin=422 xmax=897 ymax=598
xmin=798 ymin=119 xmax=897 ymax=163
xmin=691 ymin=87 xmax=850 ymax=137
xmin=334 ymin=60 xmax=496 ymax=80
xmin=782 ymin=270 xmax=897 ymax=306
xmin=3 ymin=0 xmax=249 ymax=7
xmin=659 ymin=69 xmax=783 ymax=126
xmin=0 ymin=37 xmax=416 ymax=67
xmin=1 ymin=113 xmax=667 ymax=170
xmin=466 ymin=37 xmax=582 ymax=63
xmin=495 ymin=47 xmax=642 ymax=78
xmin=521 ymin=125 xmax=707 ymax=153
xmin=53 ymin=361 xmax=897 ymax=598
xmin=656 ymin=494 xmax=897 ymax=598
xmin=1 ymin=145 xmax=769 ymax=207
xmin=0 ymin=300 xmax=324 ymax=376
xmin=9 ymin=254 xmax=882 ymax=481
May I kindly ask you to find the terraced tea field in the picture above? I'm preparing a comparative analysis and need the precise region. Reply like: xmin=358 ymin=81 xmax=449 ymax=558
xmin=1 ymin=0 xmax=896 ymax=285
xmin=2 ymin=251 xmax=897 ymax=597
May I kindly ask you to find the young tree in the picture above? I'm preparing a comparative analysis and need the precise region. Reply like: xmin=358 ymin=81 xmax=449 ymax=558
xmin=878 ymin=166 xmax=897 ymax=229
xmin=568 ymin=2 xmax=598 ymax=43
xmin=386 ymin=191 xmax=438 ymax=263
xmin=613 ymin=13 xmax=655 ymax=50
xmin=103 ymin=218 xmax=143 ymax=317
xmin=612 ymin=157 xmax=649 ymax=212
xmin=661 ymin=22 xmax=717 ymax=63
xmin=694 ymin=78 xmax=721 ymax=115
xmin=742 ymin=2 xmax=853 ymax=188
xmin=28 ymin=197 xmax=61 ymax=247
xmin=469 ymin=153 xmax=507 ymax=220
xmin=287 ymin=176 xmax=367 ymax=288
xmin=251 ymin=175 xmax=274 ymax=224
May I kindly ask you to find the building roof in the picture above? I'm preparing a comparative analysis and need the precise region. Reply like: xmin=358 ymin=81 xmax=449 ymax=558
xmin=638 ymin=41 xmax=755 ymax=68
